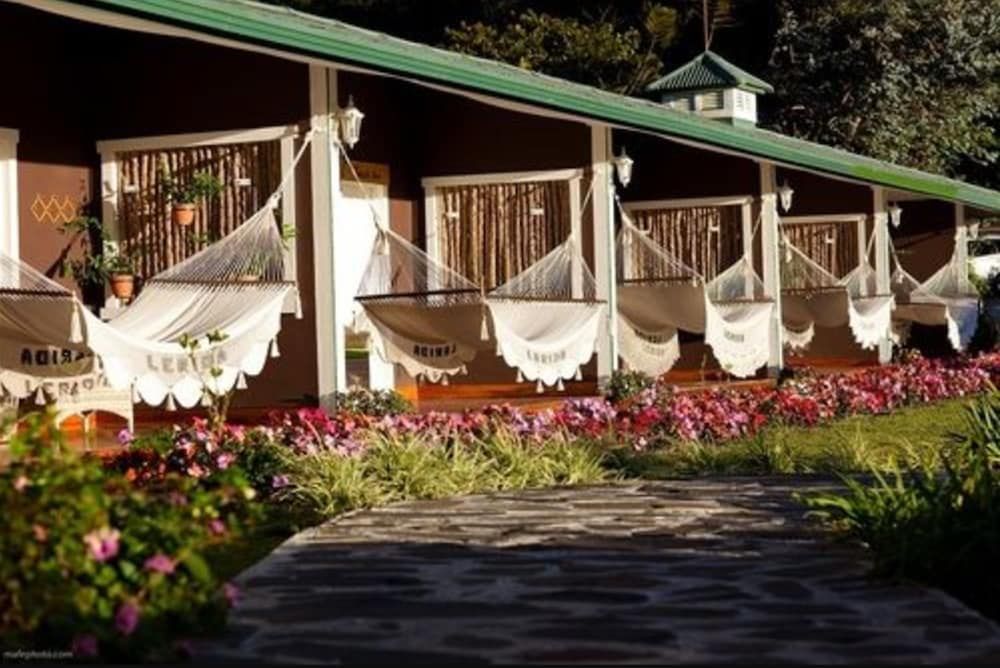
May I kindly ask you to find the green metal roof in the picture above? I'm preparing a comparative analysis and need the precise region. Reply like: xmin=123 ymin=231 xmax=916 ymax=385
xmin=646 ymin=50 xmax=774 ymax=96
xmin=64 ymin=0 xmax=1000 ymax=212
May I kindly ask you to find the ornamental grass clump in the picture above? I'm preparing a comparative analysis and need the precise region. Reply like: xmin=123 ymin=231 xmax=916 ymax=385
xmin=1 ymin=412 xmax=257 ymax=661
xmin=271 ymin=426 xmax=610 ymax=518
xmin=805 ymin=391 xmax=1000 ymax=619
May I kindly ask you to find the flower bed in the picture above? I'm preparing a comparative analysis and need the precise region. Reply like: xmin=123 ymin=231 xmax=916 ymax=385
xmin=243 ymin=352 xmax=1000 ymax=456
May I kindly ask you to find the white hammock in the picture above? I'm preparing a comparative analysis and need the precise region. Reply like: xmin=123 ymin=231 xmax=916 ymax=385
xmin=615 ymin=208 xmax=702 ymax=375
xmin=890 ymin=244 xmax=978 ymax=351
xmin=780 ymin=233 xmax=893 ymax=350
xmin=703 ymin=256 xmax=774 ymax=378
xmin=486 ymin=236 xmax=604 ymax=390
xmin=355 ymin=225 xmax=484 ymax=384
xmin=0 ymin=135 xmax=312 ymax=408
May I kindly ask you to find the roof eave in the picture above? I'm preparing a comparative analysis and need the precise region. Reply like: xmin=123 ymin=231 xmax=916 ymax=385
xmin=58 ymin=0 xmax=1000 ymax=213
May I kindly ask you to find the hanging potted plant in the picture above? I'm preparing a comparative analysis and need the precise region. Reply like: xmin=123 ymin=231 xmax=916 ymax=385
xmin=106 ymin=251 xmax=137 ymax=301
xmin=162 ymin=169 xmax=223 ymax=227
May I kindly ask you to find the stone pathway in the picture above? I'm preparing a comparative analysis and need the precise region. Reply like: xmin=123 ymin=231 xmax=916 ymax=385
xmin=201 ymin=478 xmax=1000 ymax=664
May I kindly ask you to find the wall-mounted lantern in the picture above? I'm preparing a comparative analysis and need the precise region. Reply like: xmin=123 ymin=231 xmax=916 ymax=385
xmin=613 ymin=147 xmax=634 ymax=188
xmin=777 ymin=180 xmax=794 ymax=212
xmin=336 ymin=96 xmax=365 ymax=149
xmin=888 ymin=202 xmax=903 ymax=228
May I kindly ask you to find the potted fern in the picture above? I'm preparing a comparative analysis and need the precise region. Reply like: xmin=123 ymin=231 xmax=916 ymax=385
xmin=161 ymin=169 xmax=223 ymax=226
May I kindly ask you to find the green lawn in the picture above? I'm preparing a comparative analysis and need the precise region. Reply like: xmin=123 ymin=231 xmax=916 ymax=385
xmin=612 ymin=398 xmax=971 ymax=478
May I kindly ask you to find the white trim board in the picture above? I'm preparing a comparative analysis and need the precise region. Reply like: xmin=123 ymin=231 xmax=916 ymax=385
xmin=421 ymin=168 xmax=585 ymax=189
xmin=0 ymin=127 xmax=19 ymax=260
xmin=96 ymin=125 xmax=300 ymax=156
xmin=623 ymin=195 xmax=754 ymax=211
xmin=780 ymin=214 xmax=867 ymax=225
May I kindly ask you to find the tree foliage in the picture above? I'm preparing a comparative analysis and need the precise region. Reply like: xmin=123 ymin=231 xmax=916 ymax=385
xmin=767 ymin=0 xmax=1000 ymax=181
xmin=263 ymin=0 xmax=1000 ymax=188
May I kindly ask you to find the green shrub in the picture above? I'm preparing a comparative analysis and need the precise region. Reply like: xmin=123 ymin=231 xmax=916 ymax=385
xmin=333 ymin=388 xmax=412 ymax=416
xmin=0 ymin=412 xmax=256 ymax=660
xmin=805 ymin=392 xmax=1000 ymax=619
xmin=604 ymin=369 xmax=655 ymax=403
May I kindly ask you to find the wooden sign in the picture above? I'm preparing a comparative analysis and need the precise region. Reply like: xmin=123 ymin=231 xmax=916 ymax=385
xmin=341 ymin=160 xmax=389 ymax=186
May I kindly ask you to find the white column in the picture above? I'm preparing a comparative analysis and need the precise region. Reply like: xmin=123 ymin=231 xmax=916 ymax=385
xmin=872 ymin=188 xmax=892 ymax=363
xmin=758 ymin=162 xmax=783 ymax=374
xmin=0 ymin=129 xmax=20 ymax=259
xmin=591 ymin=124 xmax=619 ymax=384
xmin=309 ymin=65 xmax=346 ymax=407
xmin=741 ymin=198 xmax=754 ymax=298
xmin=955 ymin=203 xmax=970 ymax=294
xmin=857 ymin=215 xmax=869 ymax=297
xmin=569 ymin=175 xmax=583 ymax=298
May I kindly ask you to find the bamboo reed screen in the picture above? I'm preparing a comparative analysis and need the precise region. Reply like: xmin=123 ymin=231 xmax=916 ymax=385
xmin=116 ymin=141 xmax=282 ymax=277
xmin=437 ymin=180 xmax=571 ymax=289
xmin=782 ymin=220 xmax=860 ymax=278
xmin=628 ymin=206 xmax=744 ymax=280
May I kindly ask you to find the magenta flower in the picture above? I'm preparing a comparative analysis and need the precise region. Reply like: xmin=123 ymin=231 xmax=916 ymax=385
xmin=84 ymin=527 xmax=120 ymax=563
xmin=71 ymin=634 xmax=99 ymax=657
xmin=215 ymin=452 xmax=235 ymax=470
xmin=114 ymin=601 xmax=140 ymax=636
xmin=223 ymin=582 xmax=240 ymax=608
xmin=117 ymin=428 xmax=134 ymax=446
xmin=208 ymin=519 xmax=227 ymax=536
xmin=271 ymin=474 xmax=291 ymax=490
xmin=143 ymin=553 xmax=176 ymax=575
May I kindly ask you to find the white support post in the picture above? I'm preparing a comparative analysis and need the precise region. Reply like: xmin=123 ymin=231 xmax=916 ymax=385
xmin=591 ymin=124 xmax=619 ymax=383
xmin=758 ymin=162 xmax=783 ymax=375
xmin=741 ymin=199 xmax=754 ymax=298
xmin=871 ymin=188 xmax=892 ymax=363
xmin=309 ymin=65 xmax=346 ymax=407
xmin=0 ymin=129 xmax=20 ymax=260
xmin=857 ymin=216 xmax=869 ymax=297
xmin=424 ymin=190 xmax=440 ymax=265
xmin=279 ymin=134 xmax=298 ymax=282
xmin=955 ymin=203 xmax=970 ymax=294
xmin=569 ymin=175 xmax=583 ymax=299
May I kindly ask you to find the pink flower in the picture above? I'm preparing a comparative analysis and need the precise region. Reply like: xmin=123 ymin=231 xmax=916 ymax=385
xmin=271 ymin=474 xmax=291 ymax=490
xmin=223 ymin=582 xmax=240 ymax=608
xmin=84 ymin=527 xmax=120 ymax=563
xmin=117 ymin=428 xmax=134 ymax=446
xmin=72 ymin=634 xmax=99 ymax=657
xmin=13 ymin=475 xmax=29 ymax=492
xmin=114 ymin=601 xmax=140 ymax=636
xmin=32 ymin=524 xmax=48 ymax=542
xmin=143 ymin=553 xmax=176 ymax=575
xmin=215 ymin=452 xmax=235 ymax=470
xmin=208 ymin=519 xmax=227 ymax=536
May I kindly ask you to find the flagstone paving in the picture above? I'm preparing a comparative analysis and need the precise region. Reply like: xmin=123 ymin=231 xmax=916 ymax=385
xmin=200 ymin=478 xmax=1000 ymax=664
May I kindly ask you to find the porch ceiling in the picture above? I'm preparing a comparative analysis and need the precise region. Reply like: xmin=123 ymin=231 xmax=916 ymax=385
xmin=38 ymin=0 xmax=1000 ymax=213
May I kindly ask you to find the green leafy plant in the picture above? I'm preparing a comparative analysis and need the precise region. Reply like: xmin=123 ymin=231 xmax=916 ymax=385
xmin=333 ymin=387 xmax=412 ymax=416
xmin=161 ymin=169 xmax=223 ymax=206
xmin=0 ymin=411 xmax=254 ymax=660
xmin=605 ymin=369 xmax=655 ymax=404
xmin=178 ymin=330 xmax=233 ymax=437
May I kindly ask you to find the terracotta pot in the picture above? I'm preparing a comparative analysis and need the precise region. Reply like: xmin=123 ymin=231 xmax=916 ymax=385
xmin=109 ymin=273 xmax=135 ymax=301
xmin=172 ymin=203 xmax=196 ymax=226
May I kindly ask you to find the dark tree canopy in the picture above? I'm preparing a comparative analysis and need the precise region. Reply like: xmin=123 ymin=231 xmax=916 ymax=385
xmin=265 ymin=0 xmax=1000 ymax=189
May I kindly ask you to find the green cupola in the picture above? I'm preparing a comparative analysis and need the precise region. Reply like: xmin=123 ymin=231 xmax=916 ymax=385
xmin=645 ymin=50 xmax=773 ymax=127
